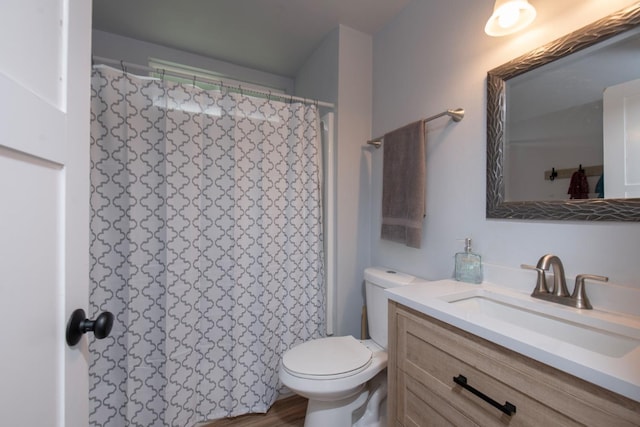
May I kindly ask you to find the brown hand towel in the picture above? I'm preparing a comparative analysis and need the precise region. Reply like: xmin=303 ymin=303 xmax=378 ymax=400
xmin=381 ymin=120 xmax=426 ymax=248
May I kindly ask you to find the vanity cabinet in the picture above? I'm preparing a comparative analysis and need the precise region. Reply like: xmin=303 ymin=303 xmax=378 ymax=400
xmin=387 ymin=301 xmax=640 ymax=427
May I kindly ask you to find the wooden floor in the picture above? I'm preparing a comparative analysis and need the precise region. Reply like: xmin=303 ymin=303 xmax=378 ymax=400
xmin=201 ymin=395 xmax=308 ymax=427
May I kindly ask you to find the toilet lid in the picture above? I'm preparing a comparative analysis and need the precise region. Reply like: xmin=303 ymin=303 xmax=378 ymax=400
xmin=283 ymin=336 xmax=372 ymax=378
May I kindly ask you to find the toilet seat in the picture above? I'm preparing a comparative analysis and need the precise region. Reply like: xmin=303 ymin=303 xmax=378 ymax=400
xmin=282 ymin=336 xmax=373 ymax=380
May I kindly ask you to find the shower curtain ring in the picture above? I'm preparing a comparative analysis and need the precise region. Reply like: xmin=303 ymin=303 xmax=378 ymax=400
xmin=120 ymin=60 xmax=126 ymax=73
xmin=192 ymin=75 xmax=197 ymax=88
xmin=161 ymin=69 xmax=165 ymax=81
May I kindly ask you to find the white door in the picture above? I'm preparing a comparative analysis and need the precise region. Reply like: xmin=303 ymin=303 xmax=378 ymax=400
xmin=603 ymin=78 xmax=640 ymax=198
xmin=0 ymin=1 xmax=91 ymax=426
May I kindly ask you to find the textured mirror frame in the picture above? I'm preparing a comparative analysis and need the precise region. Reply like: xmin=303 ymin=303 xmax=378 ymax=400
xmin=487 ymin=3 xmax=640 ymax=221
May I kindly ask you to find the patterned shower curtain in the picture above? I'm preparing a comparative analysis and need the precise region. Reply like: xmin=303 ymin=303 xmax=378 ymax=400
xmin=89 ymin=65 xmax=325 ymax=427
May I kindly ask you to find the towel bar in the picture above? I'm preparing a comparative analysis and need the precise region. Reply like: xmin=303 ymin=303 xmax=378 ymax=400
xmin=367 ymin=108 xmax=464 ymax=148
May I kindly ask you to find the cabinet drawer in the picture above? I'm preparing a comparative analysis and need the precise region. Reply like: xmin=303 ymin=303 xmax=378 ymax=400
xmin=389 ymin=302 xmax=640 ymax=427
xmin=402 ymin=325 xmax=579 ymax=426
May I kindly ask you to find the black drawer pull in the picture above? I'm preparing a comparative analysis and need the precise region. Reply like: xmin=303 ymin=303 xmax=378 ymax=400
xmin=453 ymin=375 xmax=516 ymax=416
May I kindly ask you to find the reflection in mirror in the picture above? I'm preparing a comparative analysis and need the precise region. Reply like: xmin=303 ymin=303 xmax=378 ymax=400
xmin=487 ymin=3 xmax=640 ymax=221
xmin=505 ymin=27 xmax=640 ymax=201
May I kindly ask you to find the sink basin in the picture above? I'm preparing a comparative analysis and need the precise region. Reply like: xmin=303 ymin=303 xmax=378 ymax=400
xmin=444 ymin=290 xmax=640 ymax=358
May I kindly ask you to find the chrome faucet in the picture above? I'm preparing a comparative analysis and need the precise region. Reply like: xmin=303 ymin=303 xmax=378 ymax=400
xmin=536 ymin=254 xmax=570 ymax=297
xmin=521 ymin=254 xmax=608 ymax=309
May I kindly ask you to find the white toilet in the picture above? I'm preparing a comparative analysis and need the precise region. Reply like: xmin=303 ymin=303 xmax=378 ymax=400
xmin=279 ymin=267 xmax=416 ymax=427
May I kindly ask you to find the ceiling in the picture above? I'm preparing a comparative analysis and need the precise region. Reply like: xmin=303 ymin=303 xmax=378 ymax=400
xmin=92 ymin=0 xmax=412 ymax=77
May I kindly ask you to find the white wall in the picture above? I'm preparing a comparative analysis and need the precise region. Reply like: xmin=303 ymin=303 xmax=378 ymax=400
xmin=295 ymin=28 xmax=339 ymax=107
xmin=336 ymin=26 xmax=373 ymax=338
xmin=296 ymin=26 xmax=373 ymax=338
xmin=371 ymin=0 xmax=640 ymax=289
xmin=92 ymin=30 xmax=295 ymax=93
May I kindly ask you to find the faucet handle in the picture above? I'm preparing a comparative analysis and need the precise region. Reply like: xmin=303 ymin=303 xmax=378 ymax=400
xmin=521 ymin=264 xmax=549 ymax=295
xmin=571 ymin=274 xmax=609 ymax=310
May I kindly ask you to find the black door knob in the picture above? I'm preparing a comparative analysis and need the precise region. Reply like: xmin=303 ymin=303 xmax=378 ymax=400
xmin=66 ymin=309 xmax=114 ymax=346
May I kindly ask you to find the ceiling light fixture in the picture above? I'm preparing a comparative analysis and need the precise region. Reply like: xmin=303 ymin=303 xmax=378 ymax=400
xmin=485 ymin=0 xmax=537 ymax=37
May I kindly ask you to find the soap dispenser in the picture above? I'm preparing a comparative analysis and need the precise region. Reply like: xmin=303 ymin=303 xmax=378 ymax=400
xmin=455 ymin=238 xmax=483 ymax=284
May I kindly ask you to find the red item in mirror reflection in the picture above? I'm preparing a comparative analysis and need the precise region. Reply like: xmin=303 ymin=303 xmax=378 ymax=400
xmin=568 ymin=169 xmax=589 ymax=199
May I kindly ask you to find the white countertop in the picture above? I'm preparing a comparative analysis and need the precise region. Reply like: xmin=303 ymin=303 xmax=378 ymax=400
xmin=386 ymin=279 xmax=640 ymax=403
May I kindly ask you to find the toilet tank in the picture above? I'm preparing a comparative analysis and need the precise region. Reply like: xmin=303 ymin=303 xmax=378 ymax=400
xmin=364 ymin=267 xmax=416 ymax=349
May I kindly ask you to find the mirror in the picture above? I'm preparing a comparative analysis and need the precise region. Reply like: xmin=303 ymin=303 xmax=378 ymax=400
xmin=487 ymin=4 xmax=640 ymax=221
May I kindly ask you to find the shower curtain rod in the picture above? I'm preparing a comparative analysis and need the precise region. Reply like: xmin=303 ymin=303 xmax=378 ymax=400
xmin=366 ymin=108 xmax=465 ymax=148
xmin=92 ymin=55 xmax=335 ymax=109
